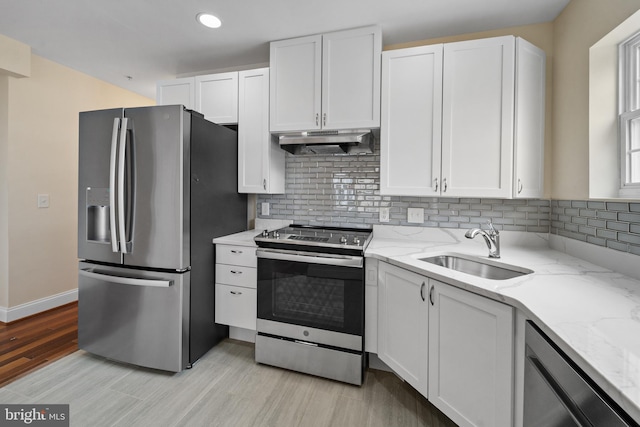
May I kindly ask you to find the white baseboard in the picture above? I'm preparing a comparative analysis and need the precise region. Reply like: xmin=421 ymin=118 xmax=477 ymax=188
xmin=0 ymin=289 xmax=78 ymax=323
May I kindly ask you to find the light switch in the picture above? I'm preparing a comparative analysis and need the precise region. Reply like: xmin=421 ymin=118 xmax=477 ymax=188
xmin=37 ymin=194 xmax=50 ymax=209
xmin=407 ymin=208 xmax=424 ymax=224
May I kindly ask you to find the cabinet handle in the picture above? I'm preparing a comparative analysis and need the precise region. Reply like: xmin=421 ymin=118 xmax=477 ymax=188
xmin=434 ymin=178 xmax=439 ymax=192
xmin=230 ymin=270 xmax=243 ymax=275
xmin=263 ymin=179 xmax=267 ymax=191
xmin=230 ymin=250 xmax=243 ymax=254
xmin=315 ymin=113 xmax=319 ymax=126
xmin=429 ymin=285 xmax=435 ymax=305
xmin=230 ymin=290 xmax=242 ymax=295
xmin=420 ymin=282 xmax=426 ymax=301
xmin=323 ymin=113 xmax=327 ymax=126
xmin=518 ymin=179 xmax=523 ymax=194
xmin=443 ymin=178 xmax=447 ymax=192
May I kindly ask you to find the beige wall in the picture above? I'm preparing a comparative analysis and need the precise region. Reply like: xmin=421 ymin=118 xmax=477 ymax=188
xmin=2 ymin=53 xmax=152 ymax=309
xmin=552 ymin=0 xmax=640 ymax=199
xmin=384 ymin=23 xmax=555 ymax=198
xmin=0 ymin=76 xmax=8 ymax=308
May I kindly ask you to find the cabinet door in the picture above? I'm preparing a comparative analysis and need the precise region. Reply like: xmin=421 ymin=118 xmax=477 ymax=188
xmin=322 ymin=26 xmax=381 ymax=130
xmin=377 ymin=262 xmax=428 ymax=396
xmin=156 ymin=77 xmax=194 ymax=110
xmin=514 ymin=38 xmax=546 ymax=199
xmin=380 ymin=45 xmax=443 ymax=196
xmin=269 ymin=35 xmax=322 ymax=132
xmin=238 ymin=68 xmax=285 ymax=194
xmin=215 ymin=283 xmax=257 ymax=330
xmin=428 ymin=279 xmax=514 ymax=427
xmin=441 ymin=36 xmax=515 ymax=197
xmin=195 ymin=72 xmax=238 ymax=124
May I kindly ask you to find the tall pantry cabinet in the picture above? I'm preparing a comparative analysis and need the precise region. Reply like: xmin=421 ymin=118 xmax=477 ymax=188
xmin=380 ymin=35 xmax=545 ymax=199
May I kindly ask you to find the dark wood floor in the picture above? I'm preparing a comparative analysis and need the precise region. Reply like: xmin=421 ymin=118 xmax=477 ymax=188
xmin=0 ymin=302 xmax=78 ymax=387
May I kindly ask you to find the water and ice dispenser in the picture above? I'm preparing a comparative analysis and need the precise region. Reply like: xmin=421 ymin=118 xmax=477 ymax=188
xmin=85 ymin=187 xmax=111 ymax=243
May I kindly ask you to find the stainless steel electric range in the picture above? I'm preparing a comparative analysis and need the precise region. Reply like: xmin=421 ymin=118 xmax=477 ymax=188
xmin=254 ymin=225 xmax=373 ymax=385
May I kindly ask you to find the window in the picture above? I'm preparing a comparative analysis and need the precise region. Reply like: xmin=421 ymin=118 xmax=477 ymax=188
xmin=619 ymin=32 xmax=640 ymax=197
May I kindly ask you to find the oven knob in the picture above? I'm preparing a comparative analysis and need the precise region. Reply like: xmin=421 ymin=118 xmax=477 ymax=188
xmin=261 ymin=229 xmax=269 ymax=237
xmin=303 ymin=330 xmax=309 ymax=337
xmin=340 ymin=236 xmax=348 ymax=244
xmin=271 ymin=231 xmax=280 ymax=238
xmin=353 ymin=237 xmax=361 ymax=245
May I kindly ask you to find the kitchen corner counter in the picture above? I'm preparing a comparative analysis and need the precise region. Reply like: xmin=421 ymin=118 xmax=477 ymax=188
xmin=366 ymin=225 xmax=640 ymax=423
xmin=212 ymin=229 xmax=261 ymax=247
xmin=212 ymin=219 xmax=293 ymax=246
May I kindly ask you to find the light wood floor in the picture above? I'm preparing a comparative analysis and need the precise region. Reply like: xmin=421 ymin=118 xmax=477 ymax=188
xmin=0 ymin=338 xmax=458 ymax=426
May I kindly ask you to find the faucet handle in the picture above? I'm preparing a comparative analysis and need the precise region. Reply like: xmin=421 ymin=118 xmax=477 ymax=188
xmin=486 ymin=220 xmax=499 ymax=235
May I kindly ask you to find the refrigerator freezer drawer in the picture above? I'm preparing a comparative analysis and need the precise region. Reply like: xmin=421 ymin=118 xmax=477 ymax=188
xmin=78 ymin=262 xmax=189 ymax=372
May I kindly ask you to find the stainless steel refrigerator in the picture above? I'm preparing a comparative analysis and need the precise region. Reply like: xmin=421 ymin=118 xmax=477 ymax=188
xmin=77 ymin=105 xmax=247 ymax=372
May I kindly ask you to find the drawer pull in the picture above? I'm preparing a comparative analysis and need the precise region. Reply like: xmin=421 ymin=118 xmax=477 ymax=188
xmin=230 ymin=290 xmax=243 ymax=295
xmin=230 ymin=250 xmax=243 ymax=254
xmin=230 ymin=270 xmax=243 ymax=275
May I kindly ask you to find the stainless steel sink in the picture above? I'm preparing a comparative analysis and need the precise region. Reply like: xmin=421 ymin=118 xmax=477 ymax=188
xmin=420 ymin=254 xmax=533 ymax=280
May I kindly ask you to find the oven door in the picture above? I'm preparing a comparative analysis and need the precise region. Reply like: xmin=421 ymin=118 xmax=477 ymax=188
xmin=256 ymin=248 xmax=364 ymax=350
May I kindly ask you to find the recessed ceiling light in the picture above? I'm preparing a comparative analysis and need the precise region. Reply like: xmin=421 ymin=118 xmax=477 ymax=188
xmin=197 ymin=13 xmax=222 ymax=29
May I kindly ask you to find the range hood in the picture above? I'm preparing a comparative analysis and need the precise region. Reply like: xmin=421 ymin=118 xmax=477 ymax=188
xmin=276 ymin=130 xmax=375 ymax=155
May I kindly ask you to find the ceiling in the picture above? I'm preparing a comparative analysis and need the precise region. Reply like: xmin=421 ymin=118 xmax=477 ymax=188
xmin=0 ymin=0 xmax=570 ymax=99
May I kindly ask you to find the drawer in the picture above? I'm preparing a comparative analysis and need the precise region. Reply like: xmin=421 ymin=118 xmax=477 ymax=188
xmin=215 ymin=264 xmax=256 ymax=289
xmin=215 ymin=284 xmax=256 ymax=330
xmin=215 ymin=244 xmax=257 ymax=268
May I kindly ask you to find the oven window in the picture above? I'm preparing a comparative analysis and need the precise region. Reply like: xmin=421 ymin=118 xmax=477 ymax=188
xmin=273 ymin=272 xmax=345 ymax=329
xmin=257 ymin=258 xmax=364 ymax=335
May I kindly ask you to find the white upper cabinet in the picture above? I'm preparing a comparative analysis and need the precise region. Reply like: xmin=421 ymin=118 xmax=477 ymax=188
xmin=195 ymin=72 xmax=239 ymax=124
xmin=514 ymin=39 xmax=546 ymax=198
xmin=270 ymin=26 xmax=381 ymax=133
xmin=380 ymin=45 xmax=443 ymax=196
xmin=442 ymin=36 xmax=515 ymax=198
xmin=238 ymin=68 xmax=285 ymax=194
xmin=156 ymin=77 xmax=195 ymax=110
xmin=270 ymin=35 xmax=322 ymax=132
xmin=380 ymin=35 xmax=545 ymax=199
xmin=321 ymin=27 xmax=382 ymax=130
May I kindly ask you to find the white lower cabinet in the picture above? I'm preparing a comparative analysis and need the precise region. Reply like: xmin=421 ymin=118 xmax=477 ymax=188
xmin=428 ymin=279 xmax=514 ymax=427
xmin=376 ymin=261 xmax=514 ymax=427
xmin=214 ymin=244 xmax=257 ymax=330
xmin=377 ymin=261 xmax=429 ymax=396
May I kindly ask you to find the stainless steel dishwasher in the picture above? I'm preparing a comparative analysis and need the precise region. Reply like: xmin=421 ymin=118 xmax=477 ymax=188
xmin=523 ymin=321 xmax=637 ymax=427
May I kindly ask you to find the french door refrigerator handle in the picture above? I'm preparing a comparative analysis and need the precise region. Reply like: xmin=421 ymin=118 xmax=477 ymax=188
xmin=109 ymin=118 xmax=120 ymax=253
xmin=117 ymin=117 xmax=129 ymax=254
xmin=79 ymin=269 xmax=173 ymax=287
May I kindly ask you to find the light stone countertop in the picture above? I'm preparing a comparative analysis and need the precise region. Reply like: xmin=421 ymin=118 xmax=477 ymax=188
xmin=212 ymin=229 xmax=261 ymax=247
xmin=212 ymin=219 xmax=292 ymax=247
xmin=366 ymin=225 xmax=640 ymax=423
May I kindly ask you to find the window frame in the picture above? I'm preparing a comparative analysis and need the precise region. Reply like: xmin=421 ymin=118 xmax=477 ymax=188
xmin=618 ymin=32 xmax=640 ymax=198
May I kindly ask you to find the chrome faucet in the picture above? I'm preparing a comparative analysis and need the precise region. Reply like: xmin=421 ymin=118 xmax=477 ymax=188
xmin=465 ymin=220 xmax=500 ymax=258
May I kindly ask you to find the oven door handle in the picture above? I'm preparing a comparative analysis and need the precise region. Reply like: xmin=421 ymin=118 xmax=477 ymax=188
xmin=256 ymin=248 xmax=363 ymax=268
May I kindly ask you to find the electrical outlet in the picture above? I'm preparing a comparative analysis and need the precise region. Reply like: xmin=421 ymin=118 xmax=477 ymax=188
xmin=407 ymin=207 xmax=424 ymax=224
xmin=379 ymin=207 xmax=390 ymax=222
xmin=261 ymin=202 xmax=270 ymax=216
xmin=37 ymin=194 xmax=50 ymax=209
